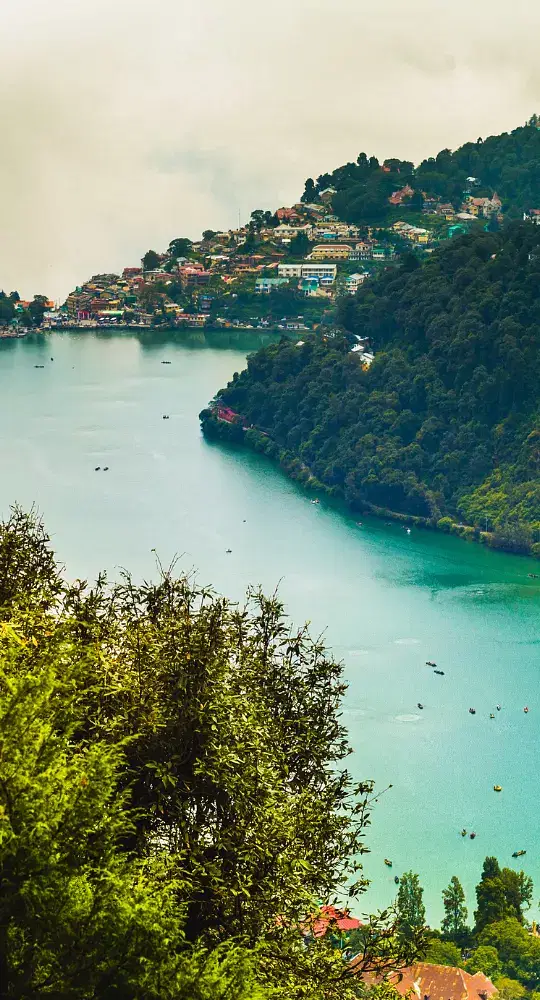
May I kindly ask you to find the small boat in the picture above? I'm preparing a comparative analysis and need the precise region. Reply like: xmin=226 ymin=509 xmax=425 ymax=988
xmin=406 ymin=528 xmax=411 ymax=535
xmin=493 ymin=785 xmax=502 ymax=792
xmin=95 ymin=466 xmax=101 ymax=471
xmin=161 ymin=361 xmax=171 ymax=364
xmin=528 ymin=573 xmax=539 ymax=579
xmin=470 ymin=832 xmax=477 ymax=840
xmin=311 ymin=498 xmax=320 ymax=504
xmin=469 ymin=708 xmax=476 ymax=715
xmin=512 ymin=850 xmax=526 ymax=858
xmin=497 ymin=704 xmax=502 ymax=711
xmin=417 ymin=703 xmax=424 ymax=710
xmin=490 ymin=713 xmax=495 ymax=719
xmin=384 ymin=859 xmax=392 ymax=867
xmin=394 ymin=875 xmax=400 ymax=884
xmin=103 ymin=466 xmax=109 ymax=471
xmin=426 ymin=661 xmax=437 ymax=667
xmin=34 ymin=365 xmax=44 ymax=369
xmin=162 ymin=415 xmax=169 ymax=420
xmin=461 ymin=829 xmax=467 ymax=837
xmin=226 ymin=549 xmax=232 ymax=554
xmin=524 ymin=707 xmax=529 ymax=713
xmin=356 ymin=521 xmax=363 ymax=526
xmin=434 ymin=669 xmax=445 ymax=675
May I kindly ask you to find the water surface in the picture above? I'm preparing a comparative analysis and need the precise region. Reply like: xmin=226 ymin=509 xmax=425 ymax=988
xmin=1 ymin=331 xmax=539 ymax=924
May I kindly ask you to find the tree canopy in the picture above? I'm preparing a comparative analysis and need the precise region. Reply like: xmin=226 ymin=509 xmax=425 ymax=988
xmin=0 ymin=507 xmax=416 ymax=999
xmin=202 ymin=222 xmax=540 ymax=550
xmin=302 ymin=120 xmax=540 ymax=225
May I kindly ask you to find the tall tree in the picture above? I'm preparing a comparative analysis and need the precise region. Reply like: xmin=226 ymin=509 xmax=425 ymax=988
xmin=475 ymin=857 xmax=509 ymax=932
xmin=396 ymin=872 xmax=426 ymax=947
xmin=442 ymin=876 xmax=468 ymax=941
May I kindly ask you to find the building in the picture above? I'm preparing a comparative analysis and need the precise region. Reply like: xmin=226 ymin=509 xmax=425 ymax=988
xmin=357 ymin=964 xmax=497 ymax=1000
xmin=389 ymin=184 xmax=415 ymax=206
xmin=273 ymin=224 xmax=313 ymax=240
xmin=305 ymin=905 xmax=362 ymax=941
xmin=309 ymin=244 xmax=350 ymax=261
xmin=278 ymin=264 xmax=303 ymax=279
xmin=255 ymin=277 xmax=290 ymax=293
xmin=345 ymin=273 xmax=367 ymax=294
xmin=301 ymin=263 xmax=337 ymax=285
xmin=523 ymin=209 xmax=540 ymax=224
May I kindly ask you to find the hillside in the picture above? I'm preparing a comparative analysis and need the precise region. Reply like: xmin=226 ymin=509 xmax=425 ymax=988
xmin=201 ymin=222 xmax=540 ymax=554
xmin=304 ymin=117 xmax=540 ymax=227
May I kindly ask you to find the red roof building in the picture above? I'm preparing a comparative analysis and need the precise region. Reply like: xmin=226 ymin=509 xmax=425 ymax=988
xmin=356 ymin=963 xmax=497 ymax=1000
xmin=309 ymin=905 xmax=362 ymax=939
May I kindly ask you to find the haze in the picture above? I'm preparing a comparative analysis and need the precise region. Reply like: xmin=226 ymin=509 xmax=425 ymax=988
xmin=1 ymin=0 xmax=539 ymax=301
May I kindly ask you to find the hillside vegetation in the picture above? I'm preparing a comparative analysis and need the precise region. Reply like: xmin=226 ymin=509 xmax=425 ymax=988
xmin=201 ymin=222 xmax=540 ymax=553
xmin=304 ymin=118 xmax=540 ymax=225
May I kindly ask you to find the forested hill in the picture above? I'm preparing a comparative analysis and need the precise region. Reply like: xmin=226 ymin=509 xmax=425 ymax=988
xmin=303 ymin=118 xmax=540 ymax=225
xmin=201 ymin=222 xmax=540 ymax=554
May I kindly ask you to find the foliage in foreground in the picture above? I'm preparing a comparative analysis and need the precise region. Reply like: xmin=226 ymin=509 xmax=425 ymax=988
xmin=0 ymin=507 xmax=421 ymax=999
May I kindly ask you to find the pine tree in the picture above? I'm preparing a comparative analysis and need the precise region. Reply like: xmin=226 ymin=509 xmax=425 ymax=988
xmin=396 ymin=872 xmax=426 ymax=948
xmin=442 ymin=876 xmax=468 ymax=941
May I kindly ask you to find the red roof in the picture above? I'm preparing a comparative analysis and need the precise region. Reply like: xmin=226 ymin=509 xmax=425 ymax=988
xmin=356 ymin=963 xmax=497 ymax=1000
xmin=310 ymin=905 xmax=362 ymax=938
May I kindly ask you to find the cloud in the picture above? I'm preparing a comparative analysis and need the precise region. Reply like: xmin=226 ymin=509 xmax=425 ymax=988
xmin=0 ymin=0 xmax=538 ymax=299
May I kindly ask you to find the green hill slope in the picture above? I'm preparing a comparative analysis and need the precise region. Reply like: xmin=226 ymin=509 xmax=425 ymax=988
xmin=201 ymin=222 xmax=540 ymax=555
xmin=303 ymin=117 xmax=540 ymax=226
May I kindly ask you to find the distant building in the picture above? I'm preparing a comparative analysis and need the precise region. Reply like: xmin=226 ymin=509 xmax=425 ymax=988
xmin=255 ymin=277 xmax=289 ymax=293
xmin=278 ymin=264 xmax=303 ymax=279
xmin=300 ymin=263 xmax=337 ymax=285
xmin=345 ymin=273 xmax=367 ymax=294
xmin=309 ymin=244 xmax=350 ymax=261
xmin=523 ymin=209 xmax=540 ymax=225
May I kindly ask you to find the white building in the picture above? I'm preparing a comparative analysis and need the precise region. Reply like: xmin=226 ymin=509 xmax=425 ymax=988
xmin=278 ymin=263 xmax=303 ymax=279
xmin=345 ymin=273 xmax=367 ymax=294
xmin=301 ymin=263 xmax=337 ymax=285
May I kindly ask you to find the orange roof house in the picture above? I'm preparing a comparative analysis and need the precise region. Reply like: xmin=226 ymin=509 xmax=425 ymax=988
xmin=389 ymin=185 xmax=415 ymax=206
xmin=356 ymin=963 xmax=497 ymax=1000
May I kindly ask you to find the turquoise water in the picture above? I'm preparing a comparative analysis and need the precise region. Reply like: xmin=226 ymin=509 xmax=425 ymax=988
xmin=1 ymin=331 xmax=540 ymax=925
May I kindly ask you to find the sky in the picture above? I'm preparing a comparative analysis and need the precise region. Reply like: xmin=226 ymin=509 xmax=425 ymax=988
xmin=2 ymin=0 xmax=540 ymax=301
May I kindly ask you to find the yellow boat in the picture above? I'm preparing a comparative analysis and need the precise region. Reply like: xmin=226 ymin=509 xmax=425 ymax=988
xmin=494 ymin=785 xmax=502 ymax=792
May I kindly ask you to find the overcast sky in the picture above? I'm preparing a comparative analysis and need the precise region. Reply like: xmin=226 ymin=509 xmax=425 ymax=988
xmin=2 ymin=0 xmax=540 ymax=300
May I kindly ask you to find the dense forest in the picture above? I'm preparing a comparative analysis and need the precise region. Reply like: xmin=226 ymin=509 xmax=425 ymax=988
xmin=302 ymin=118 xmax=540 ymax=226
xmin=201 ymin=222 xmax=540 ymax=553
xmin=0 ymin=507 xmax=426 ymax=999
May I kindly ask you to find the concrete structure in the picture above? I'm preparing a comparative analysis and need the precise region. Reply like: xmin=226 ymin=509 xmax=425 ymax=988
xmin=300 ymin=263 xmax=337 ymax=285
xmin=309 ymin=244 xmax=350 ymax=261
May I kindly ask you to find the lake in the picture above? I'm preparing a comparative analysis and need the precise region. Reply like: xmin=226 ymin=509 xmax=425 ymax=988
xmin=2 ymin=330 xmax=540 ymax=925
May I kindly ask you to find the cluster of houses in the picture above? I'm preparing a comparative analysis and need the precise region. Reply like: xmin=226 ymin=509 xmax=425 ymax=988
xmin=45 ymin=175 xmax=509 ymax=332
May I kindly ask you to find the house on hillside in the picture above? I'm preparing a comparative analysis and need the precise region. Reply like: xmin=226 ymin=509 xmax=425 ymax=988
xmin=309 ymin=244 xmax=351 ymax=261
xmin=356 ymin=963 xmax=497 ymax=1000
xmin=523 ymin=209 xmax=540 ymax=225
xmin=389 ymin=185 xmax=415 ymax=206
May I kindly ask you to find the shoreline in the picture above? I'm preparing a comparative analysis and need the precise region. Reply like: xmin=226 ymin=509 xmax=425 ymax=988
xmin=200 ymin=411 xmax=539 ymax=560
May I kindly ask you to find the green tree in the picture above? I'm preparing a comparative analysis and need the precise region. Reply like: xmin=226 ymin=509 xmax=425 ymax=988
xmin=0 ymin=507 xmax=422 ymax=999
xmin=465 ymin=945 xmax=502 ymax=979
xmin=142 ymin=249 xmax=161 ymax=271
xmin=495 ymin=977 xmax=528 ymax=1000
xmin=396 ymin=872 xmax=426 ymax=947
xmin=168 ymin=237 xmax=193 ymax=259
xmin=442 ymin=876 xmax=468 ymax=942
xmin=475 ymin=858 xmax=509 ymax=932
xmin=425 ymin=938 xmax=462 ymax=966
